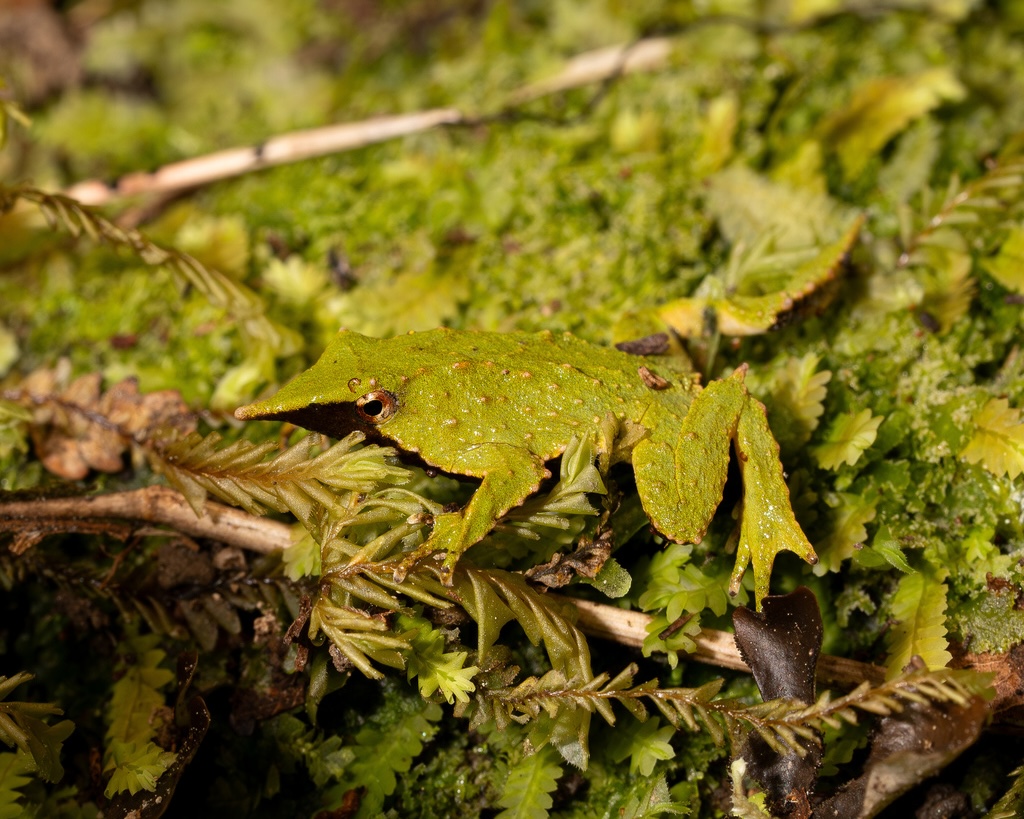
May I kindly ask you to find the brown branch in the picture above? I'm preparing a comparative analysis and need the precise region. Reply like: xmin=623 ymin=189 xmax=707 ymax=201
xmin=2 ymin=486 xmax=886 ymax=686
xmin=8 ymin=487 xmax=1018 ymax=713
xmin=59 ymin=38 xmax=674 ymax=209
xmin=64 ymin=109 xmax=465 ymax=207
xmin=0 ymin=485 xmax=291 ymax=553
xmin=567 ymin=597 xmax=887 ymax=688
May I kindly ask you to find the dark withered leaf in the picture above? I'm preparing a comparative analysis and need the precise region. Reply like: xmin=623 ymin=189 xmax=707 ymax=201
xmin=734 ymin=586 xmax=822 ymax=702
xmin=21 ymin=370 xmax=195 ymax=481
xmin=525 ymin=529 xmax=614 ymax=588
xmin=734 ymin=586 xmax=824 ymax=817
xmin=812 ymin=693 xmax=989 ymax=819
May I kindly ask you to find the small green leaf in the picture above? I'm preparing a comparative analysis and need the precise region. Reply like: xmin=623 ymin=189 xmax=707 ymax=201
xmin=813 ymin=492 xmax=877 ymax=575
xmin=335 ymin=699 xmax=442 ymax=815
xmin=103 ymin=740 xmax=176 ymax=798
xmin=768 ymin=353 xmax=832 ymax=451
xmin=399 ymin=614 xmax=479 ymax=705
xmin=960 ymin=398 xmax=1024 ymax=479
xmin=282 ymin=529 xmax=322 ymax=580
xmin=496 ymin=746 xmax=562 ymax=819
xmin=818 ymin=68 xmax=966 ymax=179
xmin=813 ymin=409 xmax=885 ymax=470
xmin=608 ymin=717 xmax=676 ymax=777
xmin=886 ymin=566 xmax=952 ymax=678
xmin=580 ymin=557 xmax=632 ymax=598
xmin=854 ymin=525 xmax=913 ymax=573
xmin=983 ymin=225 xmax=1024 ymax=293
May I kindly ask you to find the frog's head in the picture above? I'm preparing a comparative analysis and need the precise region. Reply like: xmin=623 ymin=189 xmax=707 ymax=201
xmin=234 ymin=331 xmax=401 ymax=439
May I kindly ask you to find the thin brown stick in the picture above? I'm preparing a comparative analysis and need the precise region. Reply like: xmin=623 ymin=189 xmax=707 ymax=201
xmin=567 ymin=597 xmax=886 ymax=688
xmin=0 ymin=485 xmax=292 ymax=553
xmin=2 ymin=486 xmax=888 ymax=687
xmin=60 ymin=37 xmax=674 ymax=209
xmin=65 ymin=108 xmax=464 ymax=207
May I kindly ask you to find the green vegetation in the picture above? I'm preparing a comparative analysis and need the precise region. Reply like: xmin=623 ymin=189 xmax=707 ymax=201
xmin=1 ymin=1 xmax=1023 ymax=816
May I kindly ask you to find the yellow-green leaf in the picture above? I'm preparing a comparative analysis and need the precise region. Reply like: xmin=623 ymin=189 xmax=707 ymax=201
xmin=769 ymin=353 xmax=833 ymax=450
xmin=818 ymin=69 xmax=966 ymax=179
xmin=983 ymin=225 xmax=1024 ymax=293
xmin=813 ymin=492 xmax=877 ymax=575
xmin=658 ymin=215 xmax=863 ymax=337
xmin=813 ymin=408 xmax=884 ymax=470
xmin=886 ymin=568 xmax=951 ymax=678
xmin=960 ymin=398 xmax=1024 ymax=479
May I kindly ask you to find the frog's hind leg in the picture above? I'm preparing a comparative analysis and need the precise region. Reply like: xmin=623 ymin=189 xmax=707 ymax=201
xmin=633 ymin=373 xmax=746 ymax=548
xmin=393 ymin=446 xmax=550 ymax=584
xmin=731 ymin=396 xmax=818 ymax=605
xmin=633 ymin=367 xmax=817 ymax=609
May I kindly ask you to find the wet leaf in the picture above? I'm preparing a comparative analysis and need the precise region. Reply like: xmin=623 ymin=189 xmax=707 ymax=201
xmin=734 ymin=587 xmax=824 ymax=817
xmin=812 ymin=692 xmax=989 ymax=818
xmin=659 ymin=213 xmax=862 ymax=337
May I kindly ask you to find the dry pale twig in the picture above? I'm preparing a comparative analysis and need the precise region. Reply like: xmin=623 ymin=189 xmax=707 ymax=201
xmin=0 ymin=485 xmax=291 ymax=553
xmin=11 ymin=486 xmax=1021 ymax=711
xmin=0 ymin=485 xmax=890 ymax=687
xmin=64 ymin=109 xmax=464 ymax=207
xmin=568 ymin=597 xmax=886 ymax=688
xmin=61 ymin=36 xmax=676 ymax=208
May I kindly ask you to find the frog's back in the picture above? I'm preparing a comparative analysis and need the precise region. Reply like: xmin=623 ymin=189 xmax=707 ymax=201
xmin=380 ymin=329 xmax=697 ymax=468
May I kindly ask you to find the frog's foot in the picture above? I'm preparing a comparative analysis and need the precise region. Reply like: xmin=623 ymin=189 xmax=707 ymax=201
xmin=391 ymin=543 xmax=446 ymax=584
xmin=731 ymin=397 xmax=818 ymax=608
xmin=633 ymin=367 xmax=816 ymax=609
xmin=391 ymin=510 xmax=468 ymax=586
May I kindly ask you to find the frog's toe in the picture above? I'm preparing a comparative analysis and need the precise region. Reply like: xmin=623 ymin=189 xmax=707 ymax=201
xmin=392 ymin=548 xmax=430 ymax=583
xmin=437 ymin=552 xmax=461 ymax=586
xmin=392 ymin=558 xmax=413 ymax=584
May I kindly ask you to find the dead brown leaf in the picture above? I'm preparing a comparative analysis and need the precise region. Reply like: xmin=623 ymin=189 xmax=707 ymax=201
xmin=17 ymin=366 xmax=195 ymax=480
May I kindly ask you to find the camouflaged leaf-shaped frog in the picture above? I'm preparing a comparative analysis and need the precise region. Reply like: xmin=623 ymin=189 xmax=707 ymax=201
xmin=236 ymin=328 xmax=817 ymax=606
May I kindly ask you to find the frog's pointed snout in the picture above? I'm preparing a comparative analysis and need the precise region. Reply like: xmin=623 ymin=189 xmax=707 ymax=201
xmin=233 ymin=366 xmax=363 ymax=440
xmin=234 ymin=367 xmax=330 ymax=423
xmin=234 ymin=399 xmax=278 ymax=421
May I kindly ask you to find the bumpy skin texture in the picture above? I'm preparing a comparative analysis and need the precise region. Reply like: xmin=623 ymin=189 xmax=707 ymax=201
xmin=236 ymin=328 xmax=817 ymax=606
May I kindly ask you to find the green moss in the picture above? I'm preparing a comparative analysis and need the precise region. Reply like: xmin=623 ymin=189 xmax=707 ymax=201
xmin=5 ymin=0 xmax=1024 ymax=815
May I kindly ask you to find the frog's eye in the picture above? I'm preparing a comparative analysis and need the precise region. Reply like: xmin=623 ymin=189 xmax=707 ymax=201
xmin=355 ymin=390 xmax=398 ymax=424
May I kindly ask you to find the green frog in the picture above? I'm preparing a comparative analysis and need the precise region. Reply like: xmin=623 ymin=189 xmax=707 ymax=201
xmin=236 ymin=328 xmax=817 ymax=605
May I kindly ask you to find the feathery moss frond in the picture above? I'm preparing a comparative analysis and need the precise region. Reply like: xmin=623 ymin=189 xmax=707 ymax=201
xmin=899 ymin=156 xmax=1024 ymax=263
xmin=156 ymin=430 xmax=411 ymax=521
xmin=103 ymin=633 xmax=177 ymax=798
xmin=0 ymin=184 xmax=300 ymax=360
